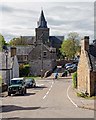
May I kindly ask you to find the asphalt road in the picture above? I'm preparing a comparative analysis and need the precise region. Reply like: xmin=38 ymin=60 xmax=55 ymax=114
xmin=0 ymin=78 xmax=94 ymax=118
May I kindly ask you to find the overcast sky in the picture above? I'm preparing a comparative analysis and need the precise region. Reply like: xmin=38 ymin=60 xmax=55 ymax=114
xmin=0 ymin=1 xmax=94 ymax=42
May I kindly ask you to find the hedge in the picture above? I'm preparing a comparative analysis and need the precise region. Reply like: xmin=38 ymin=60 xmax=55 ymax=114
xmin=72 ymin=72 xmax=77 ymax=88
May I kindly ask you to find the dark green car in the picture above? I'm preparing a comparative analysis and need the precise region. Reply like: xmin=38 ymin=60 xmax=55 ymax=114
xmin=8 ymin=78 xmax=26 ymax=96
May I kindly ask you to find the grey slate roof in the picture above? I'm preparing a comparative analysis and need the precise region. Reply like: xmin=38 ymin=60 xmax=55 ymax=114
xmin=49 ymin=36 xmax=64 ymax=48
xmin=16 ymin=46 xmax=34 ymax=55
xmin=20 ymin=35 xmax=64 ymax=49
xmin=89 ymin=42 xmax=96 ymax=71
xmin=37 ymin=10 xmax=47 ymax=28
xmin=21 ymin=36 xmax=35 ymax=45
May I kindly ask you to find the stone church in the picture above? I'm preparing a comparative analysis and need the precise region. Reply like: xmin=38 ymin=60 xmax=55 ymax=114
xmin=16 ymin=10 xmax=64 ymax=76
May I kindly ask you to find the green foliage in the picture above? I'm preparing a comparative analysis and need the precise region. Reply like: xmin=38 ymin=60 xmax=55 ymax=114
xmin=72 ymin=72 xmax=77 ymax=88
xmin=77 ymin=92 xmax=88 ymax=98
xmin=60 ymin=40 xmax=76 ymax=59
xmin=0 ymin=76 xmax=2 ymax=86
xmin=67 ymin=32 xmax=79 ymax=41
xmin=19 ymin=64 xmax=30 ymax=77
xmin=9 ymin=37 xmax=28 ymax=46
xmin=0 ymin=34 xmax=7 ymax=51
xmin=60 ymin=32 xmax=81 ymax=59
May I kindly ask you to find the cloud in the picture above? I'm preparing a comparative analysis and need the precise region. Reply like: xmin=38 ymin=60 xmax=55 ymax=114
xmin=0 ymin=2 xmax=94 ymax=42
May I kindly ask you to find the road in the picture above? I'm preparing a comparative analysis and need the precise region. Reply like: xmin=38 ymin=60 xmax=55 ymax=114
xmin=0 ymin=78 xmax=94 ymax=118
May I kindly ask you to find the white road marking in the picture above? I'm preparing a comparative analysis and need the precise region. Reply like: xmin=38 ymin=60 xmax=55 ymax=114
xmin=67 ymin=85 xmax=78 ymax=108
xmin=43 ymin=81 xmax=54 ymax=100
xmin=43 ymin=95 xmax=46 ymax=99
xmin=46 ymin=91 xmax=49 ymax=95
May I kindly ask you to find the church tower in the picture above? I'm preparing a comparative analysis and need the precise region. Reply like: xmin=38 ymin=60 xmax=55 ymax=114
xmin=35 ymin=10 xmax=49 ymax=44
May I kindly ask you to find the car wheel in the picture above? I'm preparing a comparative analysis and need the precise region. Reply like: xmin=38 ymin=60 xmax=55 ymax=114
xmin=8 ymin=92 xmax=11 ymax=96
xmin=24 ymin=88 xmax=27 ymax=94
xmin=21 ymin=90 xmax=24 ymax=96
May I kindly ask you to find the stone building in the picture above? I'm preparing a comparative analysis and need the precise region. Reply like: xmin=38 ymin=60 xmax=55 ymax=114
xmin=16 ymin=10 xmax=64 ymax=64
xmin=15 ymin=10 xmax=64 ymax=76
xmin=28 ymin=10 xmax=57 ymax=76
xmin=16 ymin=46 xmax=33 ymax=64
xmin=77 ymin=36 xmax=96 ymax=96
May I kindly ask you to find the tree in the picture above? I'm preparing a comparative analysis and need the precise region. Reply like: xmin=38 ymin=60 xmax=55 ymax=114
xmin=0 ymin=34 xmax=7 ymax=51
xmin=9 ymin=37 xmax=27 ymax=46
xmin=60 ymin=32 xmax=81 ymax=59
xmin=60 ymin=40 xmax=76 ymax=59
xmin=67 ymin=32 xmax=79 ymax=41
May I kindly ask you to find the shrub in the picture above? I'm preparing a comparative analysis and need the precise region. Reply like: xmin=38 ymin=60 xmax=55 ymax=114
xmin=77 ymin=92 xmax=88 ymax=98
xmin=0 ymin=76 xmax=2 ymax=86
xmin=19 ymin=64 xmax=30 ymax=77
xmin=72 ymin=72 xmax=77 ymax=88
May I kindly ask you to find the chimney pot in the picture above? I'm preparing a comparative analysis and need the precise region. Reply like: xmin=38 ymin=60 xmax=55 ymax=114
xmin=81 ymin=36 xmax=89 ymax=51
xmin=84 ymin=36 xmax=89 ymax=40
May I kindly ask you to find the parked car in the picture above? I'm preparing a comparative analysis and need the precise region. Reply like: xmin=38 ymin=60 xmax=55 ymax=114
xmin=25 ymin=78 xmax=36 ymax=88
xmin=8 ymin=78 xmax=26 ymax=96
xmin=65 ymin=63 xmax=73 ymax=69
xmin=67 ymin=64 xmax=77 ymax=73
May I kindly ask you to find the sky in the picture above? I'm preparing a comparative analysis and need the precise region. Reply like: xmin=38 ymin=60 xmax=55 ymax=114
xmin=0 ymin=1 xmax=94 ymax=43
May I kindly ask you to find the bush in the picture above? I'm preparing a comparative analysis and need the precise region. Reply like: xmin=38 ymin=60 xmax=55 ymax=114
xmin=72 ymin=72 xmax=77 ymax=88
xmin=0 ymin=76 xmax=2 ymax=86
xmin=77 ymin=92 xmax=88 ymax=98
xmin=19 ymin=64 xmax=30 ymax=77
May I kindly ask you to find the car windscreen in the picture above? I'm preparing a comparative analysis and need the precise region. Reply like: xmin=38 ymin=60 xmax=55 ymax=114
xmin=10 ymin=80 xmax=23 ymax=85
xmin=25 ymin=79 xmax=34 ymax=82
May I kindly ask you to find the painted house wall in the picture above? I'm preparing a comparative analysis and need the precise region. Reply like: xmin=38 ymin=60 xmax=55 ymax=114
xmin=12 ymin=56 xmax=19 ymax=78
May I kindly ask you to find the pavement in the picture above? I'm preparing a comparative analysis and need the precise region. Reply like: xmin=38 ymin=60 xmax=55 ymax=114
xmin=68 ymin=84 xmax=95 ymax=111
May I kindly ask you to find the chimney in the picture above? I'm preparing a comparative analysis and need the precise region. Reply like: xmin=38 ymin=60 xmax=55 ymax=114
xmin=11 ymin=47 xmax=16 ymax=57
xmin=82 ymin=36 xmax=89 ymax=51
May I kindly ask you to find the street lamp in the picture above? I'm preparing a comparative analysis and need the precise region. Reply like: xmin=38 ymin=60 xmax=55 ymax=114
xmin=5 ymin=50 xmax=8 ymax=70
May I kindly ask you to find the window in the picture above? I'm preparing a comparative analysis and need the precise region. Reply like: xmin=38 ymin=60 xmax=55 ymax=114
xmin=43 ymin=51 xmax=47 ymax=58
xmin=23 ymin=55 xmax=28 ymax=61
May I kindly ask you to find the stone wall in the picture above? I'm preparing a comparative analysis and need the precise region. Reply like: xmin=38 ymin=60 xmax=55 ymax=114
xmin=90 ymin=72 xmax=96 ymax=96
xmin=35 ymin=28 xmax=49 ymax=44
xmin=77 ymin=49 xmax=91 ymax=96
xmin=29 ymin=59 xmax=56 ymax=76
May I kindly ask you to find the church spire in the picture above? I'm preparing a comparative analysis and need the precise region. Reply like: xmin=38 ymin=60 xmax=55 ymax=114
xmin=37 ymin=10 xmax=47 ymax=28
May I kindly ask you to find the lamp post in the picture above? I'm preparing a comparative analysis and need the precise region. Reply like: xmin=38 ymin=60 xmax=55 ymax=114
xmin=5 ymin=50 xmax=8 ymax=70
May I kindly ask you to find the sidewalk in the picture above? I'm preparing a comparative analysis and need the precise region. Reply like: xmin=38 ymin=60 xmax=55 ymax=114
xmin=0 ymin=91 xmax=8 ymax=97
xmin=68 ymin=85 xmax=95 ymax=111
